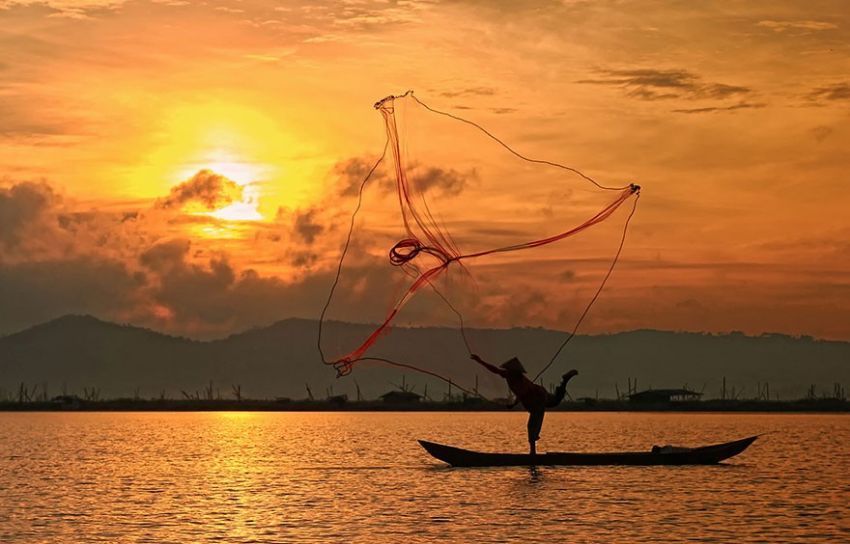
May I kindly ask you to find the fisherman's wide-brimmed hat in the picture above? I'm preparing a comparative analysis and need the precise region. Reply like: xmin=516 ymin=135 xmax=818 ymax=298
xmin=500 ymin=357 xmax=526 ymax=374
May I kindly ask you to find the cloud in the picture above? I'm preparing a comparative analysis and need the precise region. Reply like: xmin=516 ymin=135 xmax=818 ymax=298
xmin=134 ymin=238 xmax=402 ymax=337
xmin=410 ymin=166 xmax=474 ymax=196
xmin=333 ymin=156 xmax=390 ymax=197
xmin=0 ymin=180 xmax=109 ymax=262
xmin=155 ymin=169 xmax=243 ymax=211
xmin=0 ymin=181 xmax=58 ymax=249
xmin=0 ymin=186 xmax=398 ymax=337
xmin=439 ymin=86 xmax=496 ymax=98
xmin=757 ymin=20 xmax=838 ymax=33
xmin=332 ymin=154 xmax=474 ymax=198
xmin=139 ymin=239 xmax=191 ymax=272
xmin=811 ymin=126 xmax=833 ymax=143
xmin=809 ymin=83 xmax=850 ymax=102
xmin=293 ymin=209 xmax=323 ymax=244
xmin=0 ymin=256 xmax=143 ymax=334
xmin=672 ymin=102 xmax=766 ymax=114
xmin=577 ymin=69 xmax=750 ymax=102
xmin=0 ymin=177 xmax=311 ymax=336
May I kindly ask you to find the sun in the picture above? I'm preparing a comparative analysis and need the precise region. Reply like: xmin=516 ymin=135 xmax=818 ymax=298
xmin=177 ymin=157 xmax=266 ymax=222
xmin=123 ymin=99 xmax=334 ymax=221
xmin=202 ymin=159 xmax=260 ymax=186
xmin=208 ymin=181 xmax=263 ymax=221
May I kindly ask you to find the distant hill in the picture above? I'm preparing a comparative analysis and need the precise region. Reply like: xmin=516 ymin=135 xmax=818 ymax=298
xmin=1 ymin=315 xmax=848 ymax=401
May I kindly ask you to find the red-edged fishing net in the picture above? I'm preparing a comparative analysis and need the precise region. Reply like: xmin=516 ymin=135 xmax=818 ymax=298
xmin=318 ymin=92 xmax=640 ymax=393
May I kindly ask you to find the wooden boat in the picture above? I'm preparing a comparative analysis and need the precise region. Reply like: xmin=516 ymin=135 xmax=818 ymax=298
xmin=419 ymin=435 xmax=758 ymax=467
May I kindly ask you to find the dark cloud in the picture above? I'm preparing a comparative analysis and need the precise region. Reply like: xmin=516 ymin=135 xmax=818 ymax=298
xmin=293 ymin=209 xmax=323 ymax=244
xmin=0 ymin=171 xmax=458 ymax=338
xmin=410 ymin=167 xmax=474 ymax=196
xmin=672 ymin=102 xmax=766 ymax=114
xmin=138 ymin=242 xmax=399 ymax=337
xmin=0 ymin=181 xmax=57 ymax=249
xmin=156 ymin=169 xmax=243 ymax=211
xmin=478 ymin=288 xmax=551 ymax=328
xmin=290 ymin=251 xmax=318 ymax=268
xmin=578 ymin=69 xmax=750 ymax=102
xmin=333 ymin=156 xmax=389 ymax=197
xmin=809 ymin=83 xmax=850 ymax=101
xmin=468 ymin=225 xmax=533 ymax=238
xmin=139 ymin=238 xmax=290 ymax=329
xmin=811 ymin=126 xmax=833 ymax=143
xmin=151 ymin=255 xmax=238 ymax=325
xmin=700 ymin=83 xmax=752 ymax=99
xmin=440 ymin=86 xmax=496 ymax=98
xmin=333 ymin=155 xmax=473 ymax=198
xmin=0 ymin=231 xmax=339 ymax=338
xmin=139 ymin=239 xmax=191 ymax=272
xmin=0 ymin=256 xmax=143 ymax=335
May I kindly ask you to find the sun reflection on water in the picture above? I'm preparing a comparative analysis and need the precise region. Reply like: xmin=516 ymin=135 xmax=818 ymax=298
xmin=0 ymin=412 xmax=848 ymax=543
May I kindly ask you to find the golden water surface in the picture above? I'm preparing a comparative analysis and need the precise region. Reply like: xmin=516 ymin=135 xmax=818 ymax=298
xmin=1 ymin=412 xmax=848 ymax=543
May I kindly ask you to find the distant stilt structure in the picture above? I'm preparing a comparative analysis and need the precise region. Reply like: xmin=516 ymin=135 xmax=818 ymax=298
xmin=203 ymin=381 xmax=214 ymax=401
xmin=305 ymin=383 xmax=314 ymax=401
xmin=82 ymin=386 xmax=100 ymax=401
xmin=18 ymin=382 xmax=32 ymax=403
xmin=756 ymin=382 xmax=770 ymax=401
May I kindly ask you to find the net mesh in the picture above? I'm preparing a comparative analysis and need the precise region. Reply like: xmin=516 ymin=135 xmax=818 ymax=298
xmin=318 ymin=91 xmax=640 ymax=393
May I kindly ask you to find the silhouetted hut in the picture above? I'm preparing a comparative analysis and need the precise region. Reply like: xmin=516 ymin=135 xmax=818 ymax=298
xmin=380 ymin=390 xmax=422 ymax=404
xmin=327 ymin=394 xmax=348 ymax=406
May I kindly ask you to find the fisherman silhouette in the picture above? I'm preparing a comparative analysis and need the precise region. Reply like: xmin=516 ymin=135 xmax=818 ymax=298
xmin=471 ymin=354 xmax=578 ymax=455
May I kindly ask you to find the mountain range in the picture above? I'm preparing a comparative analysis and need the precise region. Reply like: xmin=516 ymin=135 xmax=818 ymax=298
xmin=1 ymin=315 xmax=848 ymax=401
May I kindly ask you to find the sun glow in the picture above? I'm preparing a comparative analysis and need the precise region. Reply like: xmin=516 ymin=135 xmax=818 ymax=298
xmin=177 ymin=156 xmax=266 ymax=222
xmin=111 ymin=96 xmax=339 ymax=227
xmin=207 ymin=181 xmax=263 ymax=221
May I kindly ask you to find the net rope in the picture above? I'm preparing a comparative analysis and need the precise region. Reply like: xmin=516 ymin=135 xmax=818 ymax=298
xmin=317 ymin=91 xmax=640 ymax=396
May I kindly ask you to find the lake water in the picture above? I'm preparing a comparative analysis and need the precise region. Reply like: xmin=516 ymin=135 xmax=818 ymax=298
xmin=1 ymin=412 xmax=848 ymax=543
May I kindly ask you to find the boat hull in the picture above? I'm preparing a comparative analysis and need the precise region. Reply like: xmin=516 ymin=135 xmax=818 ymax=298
xmin=419 ymin=435 xmax=758 ymax=467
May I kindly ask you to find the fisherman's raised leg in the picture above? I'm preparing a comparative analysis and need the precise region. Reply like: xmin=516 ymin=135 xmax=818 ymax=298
xmin=546 ymin=369 xmax=578 ymax=408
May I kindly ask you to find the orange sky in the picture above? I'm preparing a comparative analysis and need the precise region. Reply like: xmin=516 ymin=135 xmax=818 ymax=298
xmin=1 ymin=0 xmax=849 ymax=340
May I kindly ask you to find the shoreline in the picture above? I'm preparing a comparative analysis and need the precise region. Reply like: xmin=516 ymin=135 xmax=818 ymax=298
xmin=2 ymin=398 xmax=848 ymax=413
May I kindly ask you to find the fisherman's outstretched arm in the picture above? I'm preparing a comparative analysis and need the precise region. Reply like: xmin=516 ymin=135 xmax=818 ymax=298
xmin=470 ymin=354 xmax=506 ymax=377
